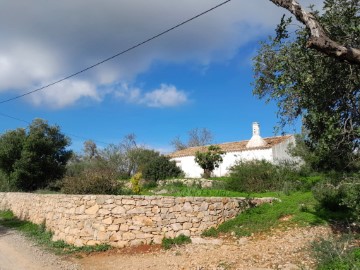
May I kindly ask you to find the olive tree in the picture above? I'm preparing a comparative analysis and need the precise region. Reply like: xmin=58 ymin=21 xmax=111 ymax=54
xmin=253 ymin=0 xmax=360 ymax=171
xmin=194 ymin=145 xmax=224 ymax=178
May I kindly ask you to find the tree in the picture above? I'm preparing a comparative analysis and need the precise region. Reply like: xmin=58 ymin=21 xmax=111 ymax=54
xmin=0 ymin=129 xmax=26 ymax=175
xmin=142 ymin=155 xmax=182 ymax=182
xmin=99 ymin=134 xmax=160 ymax=178
xmin=171 ymin=128 xmax=213 ymax=151
xmin=83 ymin=140 xmax=98 ymax=160
xmin=0 ymin=119 xmax=72 ymax=191
xmin=194 ymin=145 xmax=224 ymax=178
xmin=268 ymin=0 xmax=360 ymax=65
xmin=253 ymin=0 xmax=360 ymax=171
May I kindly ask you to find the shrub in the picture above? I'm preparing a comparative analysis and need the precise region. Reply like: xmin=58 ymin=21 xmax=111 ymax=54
xmin=298 ymin=175 xmax=325 ymax=190
xmin=312 ymin=181 xmax=348 ymax=212
xmin=226 ymin=160 xmax=286 ymax=192
xmin=312 ymin=235 xmax=360 ymax=270
xmin=61 ymin=165 xmax=123 ymax=195
xmin=340 ymin=177 xmax=360 ymax=221
xmin=142 ymin=180 xmax=157 ymax=190
xmin=142 ymin=155 xmax=182 ymax=182
xmin=130 ymin=172 xmax=142 ymax=194
xmin=312 ymin=175 xmax=360 ymax=218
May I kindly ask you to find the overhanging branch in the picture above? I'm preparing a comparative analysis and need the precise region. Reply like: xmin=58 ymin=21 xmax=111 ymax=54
xmin=269 ymin=0 xmax=360 ymax=65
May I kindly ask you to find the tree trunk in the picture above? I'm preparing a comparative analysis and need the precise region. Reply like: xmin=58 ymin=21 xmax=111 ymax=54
xmin=203 ymin=169 xmax=211 ymax=179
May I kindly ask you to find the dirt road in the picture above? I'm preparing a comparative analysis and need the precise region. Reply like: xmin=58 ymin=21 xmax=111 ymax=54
xmin=0 ymin=225 xmax=331 ymax=270
xmin=0 ymin=226 xmax=79 ymax=270
xmin=75 ymin=226 xmax=331 ymax=270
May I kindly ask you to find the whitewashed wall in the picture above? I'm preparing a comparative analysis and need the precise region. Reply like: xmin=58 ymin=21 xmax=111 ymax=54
xmin=272 ymin=136 xmax=295 ymax=163
xmin=214 ymin=148 xmax=273 ymax=177
xmin=172 ymin=148 xmax=273 ymax=178
xmin=172 ymin=156 xmax=203 ymax=178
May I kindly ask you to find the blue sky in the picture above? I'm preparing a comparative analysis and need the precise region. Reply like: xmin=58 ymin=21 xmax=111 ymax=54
xmin=0 ymin=0 xmax=322 ymax=153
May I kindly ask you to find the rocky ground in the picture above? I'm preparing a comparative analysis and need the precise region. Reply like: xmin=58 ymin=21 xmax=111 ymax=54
xmin=0 ymin=223 xmax=334 ymax=270
xmin=75 ymin=226 xmax=332 ymax=270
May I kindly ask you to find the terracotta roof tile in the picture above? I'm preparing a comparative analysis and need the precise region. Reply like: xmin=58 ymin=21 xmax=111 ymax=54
xmin=169 ymin=135 xmax=293 ymax=158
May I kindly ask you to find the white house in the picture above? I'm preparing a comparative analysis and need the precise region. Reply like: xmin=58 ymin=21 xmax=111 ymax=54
xmin=169 ymin=122 xmax=297 ymax=178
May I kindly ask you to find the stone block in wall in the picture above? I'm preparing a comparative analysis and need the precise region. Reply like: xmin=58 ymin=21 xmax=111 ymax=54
xmin=85 ymin=204 xmax=99 ymax=215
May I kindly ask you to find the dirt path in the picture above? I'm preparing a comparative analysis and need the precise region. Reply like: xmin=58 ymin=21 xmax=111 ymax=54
xmin=0 ymin=226 xmax=79 ymax=270
xmin=0 ymin=225 xmax=332 ymax=270
xmin=76 ymin=226 xmax=331 ymax=270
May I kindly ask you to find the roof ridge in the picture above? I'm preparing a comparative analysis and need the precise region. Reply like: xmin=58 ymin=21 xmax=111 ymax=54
xmin=169 ymin=134 xmax=294 ymax=158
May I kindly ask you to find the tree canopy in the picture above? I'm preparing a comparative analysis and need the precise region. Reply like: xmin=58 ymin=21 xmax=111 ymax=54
xmin=0 ymin=119 xmax=72 ymax=191
xmin=268 ymin=0 xmax=360 ymax=65
xmin=195 ymin=145 xmax=224 ymax=178
xmin=253 ymin=0 xmax=360 ymax=171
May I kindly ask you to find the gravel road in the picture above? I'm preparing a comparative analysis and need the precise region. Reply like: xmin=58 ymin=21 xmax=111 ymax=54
xmin=0 ymin=225 xmax=332 ymax=270
xmin=0 ymin=226 xmax=79 ymax=270
xmin=76 ymin=226 xmax=331 ymax=270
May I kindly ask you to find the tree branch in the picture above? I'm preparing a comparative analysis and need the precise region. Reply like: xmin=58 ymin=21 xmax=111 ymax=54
xmin=269 ymin=0 xmax=360 ymax=65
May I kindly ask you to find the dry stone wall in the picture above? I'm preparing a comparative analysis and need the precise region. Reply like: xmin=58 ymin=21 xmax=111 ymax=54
xmin=0 ymin=193 xmax=273 ymax=248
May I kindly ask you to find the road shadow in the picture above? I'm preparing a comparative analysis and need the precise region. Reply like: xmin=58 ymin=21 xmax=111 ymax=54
xmin=0 ymin=224 xmax=15 ymax=237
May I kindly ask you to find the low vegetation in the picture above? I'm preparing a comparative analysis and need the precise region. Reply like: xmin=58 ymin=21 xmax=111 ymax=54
xmin=202 ymin=191 xmax=326 ymax=237
xmin=161 ymin=234 xmax=192 ymax=250
xmin=312 ymin=235 xmax=360 ymax=270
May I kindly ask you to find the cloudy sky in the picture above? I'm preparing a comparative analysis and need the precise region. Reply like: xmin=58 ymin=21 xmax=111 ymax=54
xmin=0 ymin=0 xmax=323 ymax=152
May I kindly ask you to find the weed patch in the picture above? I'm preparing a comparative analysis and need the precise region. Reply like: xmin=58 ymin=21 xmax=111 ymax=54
xmin=161 ymin=234 xmax=191 ymax=250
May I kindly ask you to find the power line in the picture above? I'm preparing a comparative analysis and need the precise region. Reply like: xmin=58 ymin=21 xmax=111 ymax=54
xmin=0 ymin=112 xmax=30 ymax=125
xmin=0 ymin=0 xmax=231 ymax=105
xmin=0 ymin=112 xmax=110 ymax=146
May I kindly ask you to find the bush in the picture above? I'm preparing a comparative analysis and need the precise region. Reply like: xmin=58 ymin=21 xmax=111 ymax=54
xmin=312 ymin=175 xmax=360 ymax=218
xmin=226 ymin=160 xmax=301 ymax=193
xmin=341 ymin=176 xmax=360 ymax=221
xmin=130 ymin=172 xmax=142 ymax=194
xmin=312 ymin=181 xmax=348 ymax=212
xmin=142 ymin=155 xmax=182 ymax=182
xmin=142 ymin=180 xmax=157 ymax=189
xmin=312 ymin=235 xmax=360 ymax=270
xmin=61 ymin=165 xmax=123 ymax=195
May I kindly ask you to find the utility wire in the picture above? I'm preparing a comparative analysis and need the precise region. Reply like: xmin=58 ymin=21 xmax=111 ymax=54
xmin=0 ymin=112 xmax=110 ymax=146
xmin=0 ymin=0 xmax=231 ymax=105
xmin=0 ymin=112 xmax=30 ymax=125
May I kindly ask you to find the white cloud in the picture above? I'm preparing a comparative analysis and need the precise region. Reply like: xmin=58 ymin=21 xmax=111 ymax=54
xmin=0 ymin=0 xmax=324 ymax=108
xmin=115 ymin=83 xmax=188 ymax=108
xmin=142 ymin=84 xmax=188 ymax=108
xmin=29 ymin=80 xmax=100 ymax=109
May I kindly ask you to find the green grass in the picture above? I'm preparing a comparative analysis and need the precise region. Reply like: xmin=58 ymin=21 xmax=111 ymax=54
xmin=161 ymin=234 xmax=192 ymax=250
xmin=152 ymin=184 xmax=279 ymax=198
xmin=202 ymin=192 xmax=328 ymax=237
xmin=0 ymin=210 xmax=111 ymax=254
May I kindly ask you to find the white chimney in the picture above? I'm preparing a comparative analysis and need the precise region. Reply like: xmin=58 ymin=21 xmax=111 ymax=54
xmin=246 ymin=122 xmax=267 ymax=148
